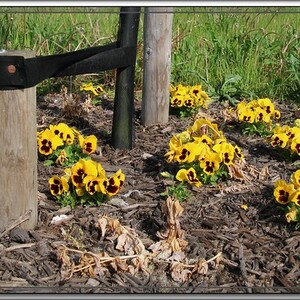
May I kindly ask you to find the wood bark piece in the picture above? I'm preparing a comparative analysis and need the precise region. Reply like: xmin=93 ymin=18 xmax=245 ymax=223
xmin=10 ymin=227 xmax=31 ymax=243
xmin=0 ymin=209 xmax=32 ymax=239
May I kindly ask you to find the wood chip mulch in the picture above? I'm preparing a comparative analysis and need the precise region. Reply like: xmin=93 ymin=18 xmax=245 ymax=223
xmin=0 ymin=91 xmax=300 ymax=294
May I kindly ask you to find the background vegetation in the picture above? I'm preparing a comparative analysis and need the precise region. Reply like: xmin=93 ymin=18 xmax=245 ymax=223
xmin=0 ymin=7 xmax=300 ymax=102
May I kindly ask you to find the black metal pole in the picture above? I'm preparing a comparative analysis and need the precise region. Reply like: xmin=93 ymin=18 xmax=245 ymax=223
xmin=112 ymin=7 xmax=140 ymax=149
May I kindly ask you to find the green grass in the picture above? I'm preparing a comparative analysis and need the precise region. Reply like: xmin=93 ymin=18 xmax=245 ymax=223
xmin=171 ymin=7 xmax=300 ymax=102
xmin=0 ymin=7 xmax=300 ymax=102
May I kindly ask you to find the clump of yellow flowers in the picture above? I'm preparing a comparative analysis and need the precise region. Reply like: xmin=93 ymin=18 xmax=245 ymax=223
xmin=49 ymin=158 xmax=125 ymax=208
xmin=38 ymin=122 xmax=126 ymax=207
xmin=165 ymin=118 xmax=245 ymax=187
xmin=80 ymin=83 xmax=104 ymax=96
xmin=170 ymin=84 xmax=211 ymax=118
xmin=274 ymin=169 xmax=300 ymax=227
xmin=37 ymin=122 xmax=98 ymax=166
xmin=234 ymin=98 xmax=281 ymax=136
xmin=270 ymin=119 xmax=300 ymax=159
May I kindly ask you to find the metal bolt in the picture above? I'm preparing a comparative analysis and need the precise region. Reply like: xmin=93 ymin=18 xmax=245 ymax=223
xmin=7 ymin=65 xmax=16 ymax=74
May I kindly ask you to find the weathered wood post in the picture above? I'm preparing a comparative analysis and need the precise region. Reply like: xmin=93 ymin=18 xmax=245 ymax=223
xmin=0 ymin=50 xmax=37 ymax=232
xmin=142 ymin=7 xmax=173 ymax=126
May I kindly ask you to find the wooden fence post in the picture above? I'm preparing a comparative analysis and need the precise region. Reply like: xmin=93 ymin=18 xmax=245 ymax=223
xmin=0 ymin=50 xmax=37 ymax=232
xmin=142 ymin=7 xmax=173 ymax=126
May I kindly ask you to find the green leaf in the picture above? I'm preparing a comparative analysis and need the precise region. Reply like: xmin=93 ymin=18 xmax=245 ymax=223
xmin=162 ymin=182 xmax=191 ymax=202
xmin=44 ymin=159 xmax=54 ymax=166
xmin=64 ymin=145 xmax=73 ymax=156
xmin=222 ymin=74 xmax=242 ymax=87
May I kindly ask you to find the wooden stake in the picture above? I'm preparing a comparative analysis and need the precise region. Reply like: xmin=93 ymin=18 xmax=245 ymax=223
xmin=0 ymin=50 xmax=37 ymax=232
xmin=142 ymin=7 xmax=173 ymax=126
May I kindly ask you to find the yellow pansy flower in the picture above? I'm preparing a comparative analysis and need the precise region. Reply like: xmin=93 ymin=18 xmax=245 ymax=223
xmin=234 ymin=146 xmax=244 ymax=160
xmin=285 ymin=206 xmax=298 ymax=223
xmin=174 ymin=84 xmax=188 ymax=96
xmin=236 ymin=101 xmax=247 ymax=111
xmin=213 ymin=142 xmax=235 ymax=166
xmin=78 ymin=134 xmax=98 ymax=155
xmin=194 ymin=142 xmax=212 ymax=162
xmin=290 ymin=136 xmax=300 ymax=155
xmin=38 ymin=128 xmax=64 ymax=155
xmin=92 ymin=86 xmax=104 ymax=96
xmin=272 ymin=124 xmax=289 ymax=135
xmin=257 ymin=98 xmax=275 ymax=114
xmin=194 ymin=134 xmax=213 ymax=147
xmin=238 ymin=107 xmax=256 ymax=123
xmin=174 ymin=143 xmax=199 ymax=163
xmin=294 ymin=119 xmax=300 ymax=128
xmin=170 ymin=95 xmax=185 ymax=107
xmin=290 ymin=189 xmax=300 ymax=206
xmin=49 ymin=176 xmax=69 ymax=196
xmin=50 ymin=123 xmax=75 ymax=145
xmin=200 ymin=150 xmax=222 ymax=175
xmin=271 ymin=133 xmax=289 ymax=148
xmin=83 ymin=175 xmax=107 ymax=195
xmin=176 ymin=167 xmax=201 ymax=187
xmin=183 ymin=97 xmax=195 ymax=108
xmin=286 ymin=127 xmax=300 ymax=142
xmin=189 ymin=85 xmax=202 ymax=98
xmin=71 ymin=159 xmax=98 ymax=188
xmin=56 ymin=149 xmax=68 ymax=165
xmin=273 ymin=179 xmax=294 ymax=205
xmin=103 ymin=171 xmax=125 ymax=197
xmin=80 ymin=83 xmax=104 ymax=96
xmin=272 ymin=110 xmax=281 ymax=120
xmin=188 ymin=118 xmax=222 ymax=139
xmin=291 ymin=170 xmax=300 ymax=188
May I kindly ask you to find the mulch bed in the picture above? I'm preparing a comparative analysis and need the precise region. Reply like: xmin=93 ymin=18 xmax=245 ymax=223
xmin=0 ymin=90 xmax=300 ymax=294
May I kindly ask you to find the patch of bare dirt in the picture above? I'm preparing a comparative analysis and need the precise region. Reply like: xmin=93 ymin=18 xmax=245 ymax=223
xmin=0 ymin=90 xmax=300 ymax=294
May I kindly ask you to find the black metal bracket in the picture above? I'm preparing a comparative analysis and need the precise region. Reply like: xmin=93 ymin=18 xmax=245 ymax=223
xmin=0 ymin=7 xmax=141 ymax=150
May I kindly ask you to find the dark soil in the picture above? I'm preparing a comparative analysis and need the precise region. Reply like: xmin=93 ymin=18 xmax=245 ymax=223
xmin=0 ymin=90 xmax=300 ymax=294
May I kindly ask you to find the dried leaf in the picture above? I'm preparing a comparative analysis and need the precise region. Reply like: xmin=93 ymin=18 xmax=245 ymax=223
xmin=93 ymin=265 xmax=109 ymax=277
xmin=130 ymin=256 xmax=149 ymax=275
xmin=97 ymin=216 xmax=108 ymax=238
xmin=200 ymin=124 xmax=209 ymax=136
xmin=56 ymin=246 xmax=74 ymax=280
xmin=141 ymin=152 xmax=153 ymax=159
xmin=149 ymin=197 xmax=188 ymax=261
xmin=192 ymin=258 xmax=209 ymax=275
xmin=156 ymin=228 xmax=170 ymax=240
xmin=56 ymin=213 xmax=153 ymax=280
xmin=215 ymin=252 xmax=222 ymax=266
xmin=116 ymin=233 xmax=127 ymax=252
xmin=194 ymin=110 xmax=216 ymax=123
xmin=227 ymin=160 xmax=247 ymax=181
xmin=259 ymin=165 xmax=270 ymax=181
xmin=222 ymin=107 xmax=237 ymax=123
xmin=61 ymin=86 xmax=96 ymax=118
xmin=148 ymin=241 xmax=163 ymax=253
xmin=218 ymin=182 xmax=254 ymax=195
xmin=168 ymin=251 xmax=186 ymax=262
xmin=156 ymin=248 xmax=173 ymax=260
xmin=110 ymin=257 xmax=129 ymax=272
xmin=109 ymin=218 xmax=121 ymax=231
xmin=170 ymin=262 xmax=192 ymax=282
